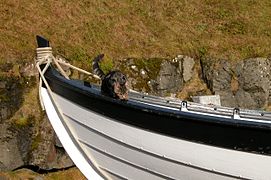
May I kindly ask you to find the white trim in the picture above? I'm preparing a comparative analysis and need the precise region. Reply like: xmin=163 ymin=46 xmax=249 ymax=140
xmin=40 ymin=87 xmax=104 ymax=180
xmin=137 ymin=100 xmax=271 ymax=124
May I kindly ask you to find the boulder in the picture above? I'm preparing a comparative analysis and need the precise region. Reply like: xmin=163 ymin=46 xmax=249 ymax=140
xmin=201 ymin=57 xmax=271 ymax=109
xmin=201 ymin=58 xmax=237 ymax=107
xmin=152 ymin=55 xmax=196 ymax=96
xmin=179 ymin=55 xmax=195 ymax=82
xmin=29 ymin=116 xmax=74 ymax=170
xmin=236 ymin=58 xmax=271 ymax=109
xmin=0 ymin=123 xmax=24 ymax=171
xmin=155 ymin=60 xmax=183 ymax=96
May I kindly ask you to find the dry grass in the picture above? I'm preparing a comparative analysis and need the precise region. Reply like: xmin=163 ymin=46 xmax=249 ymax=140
xmin=0 ymin=167 xmax=85 ymax=180
xmin=0 ymin=0 xmax=271 ymax=64
xmin=44 ymin=167 xmax=86 ymax=180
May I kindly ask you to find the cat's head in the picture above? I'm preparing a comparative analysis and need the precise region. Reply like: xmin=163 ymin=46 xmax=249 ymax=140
xmin=109 ymin=71 xmax=129 ymax=100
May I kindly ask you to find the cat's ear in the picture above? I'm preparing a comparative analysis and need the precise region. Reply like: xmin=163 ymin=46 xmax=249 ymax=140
xmin=99 ymin=54 xmax=104 ymax=59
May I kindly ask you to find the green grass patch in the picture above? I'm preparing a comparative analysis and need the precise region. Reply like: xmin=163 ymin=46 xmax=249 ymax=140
xmin=13 ymin=116 xmax=33 ymax=128
xmin=14 ymin=117 xmax=28 ymax=127
xmin=31 ymin=133 xmax=41 ymax=150
xmin=99 ymin=56 xmax=114 ymax=74
xmin=69 ymin=46 xmax=90 ymax=62
xmin=134 ymin=58 xmax=163 ymax=79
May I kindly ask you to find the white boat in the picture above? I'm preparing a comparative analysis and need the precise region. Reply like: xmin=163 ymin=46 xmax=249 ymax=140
xmin=36 ymin=36 xmax=271 ymax=180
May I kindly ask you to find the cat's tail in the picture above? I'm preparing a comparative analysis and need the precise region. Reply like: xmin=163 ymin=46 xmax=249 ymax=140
xmin=92 ymin=54 xmax=105 ymax=79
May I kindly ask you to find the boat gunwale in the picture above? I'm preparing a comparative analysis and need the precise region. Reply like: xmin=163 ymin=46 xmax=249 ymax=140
xmin=43 ymin=65 xmax=271 ymax=130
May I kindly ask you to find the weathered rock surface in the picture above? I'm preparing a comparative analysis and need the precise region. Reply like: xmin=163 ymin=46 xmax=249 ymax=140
xmin=0 ymin=63 xmax=30 ymax=171
xmin=179 ymin=55 xmax=195 ymax=82
xmin=29 ymin=116 xmax=73 ymax=170
xmin=154 ymin=55 xmax=196 ymax=96
xmin=154 ymin=60 xmax=183 ymax=95
xmin=0 ymin=63 xmax=73 ymax=172
xmin=0 ymin=123 xmax=24 ymax=171
xmin=201 ymin=57 xmax=271 ymax=109
xmin=121 ymin=55 xmax=196 ymax=96
xmin=0 ymin=77 xmax=24 ymax=122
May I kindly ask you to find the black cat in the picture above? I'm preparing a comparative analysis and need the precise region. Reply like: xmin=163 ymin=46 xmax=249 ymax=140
xmin=92 ymin=54 xmax=128 ymax=100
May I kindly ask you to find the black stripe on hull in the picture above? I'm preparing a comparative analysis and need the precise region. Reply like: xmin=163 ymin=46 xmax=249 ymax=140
xmin=43 ymin=66 xmax=271 ymax=155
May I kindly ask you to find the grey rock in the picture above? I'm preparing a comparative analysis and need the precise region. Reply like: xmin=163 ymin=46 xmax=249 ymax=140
xmin=235 ymin=89 xmax=259 ymax=109
xmin=29 ymin=116 xmax=73 ymax=170
xmin=51 ymin=148 xmax=74 ymax=169
xmin=201 ymin=59 xmax=228 ymax=106
xmin=201 ymin=57 xmax=271 ymax=109
xmin=238 ymin=58 xmax=270 ymax=108
xmin=0 ymin=124 xmax=24 ymax=171
xmin=147 ymin=79 xmax=158 ymax=92
xmin=17 ymin=126 xmax=33 ymax=164
xmin=0 ymin=115 xmax=34 ymax=171
xmin=0 ymin=62 xmax=73 ymax=173
xmin=122 ymin=56 xmax=197 ymax=97
xmin=155 ymin=60 xmax=183 ymax=96
xmin=0 ymin=77 xmax=24 ymax=122
xmin=29 ymin=115 xmax=57 ymax=169
xmin=180 ymin=55 xmax=195 ymax=82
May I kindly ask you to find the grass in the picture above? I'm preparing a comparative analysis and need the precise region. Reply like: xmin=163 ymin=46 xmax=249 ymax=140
xmin=133 ymin=58 xmax=163 ymax=79
xmin=99 ymin=55 xmax=114 ymax=74
xmin=0 ymin=0 xmax=271 ymax=64
xmin=0 ymin=167 xmax=85 ymax=180
xmin=44 ymin=168 xmax=86 ymax=180
xmin=14 ymin=116 xmax=31 ymax=127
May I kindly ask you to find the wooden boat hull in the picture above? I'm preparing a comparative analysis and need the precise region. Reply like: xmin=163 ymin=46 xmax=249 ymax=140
xmin=39 ymin=66 xmax=271 ymax=179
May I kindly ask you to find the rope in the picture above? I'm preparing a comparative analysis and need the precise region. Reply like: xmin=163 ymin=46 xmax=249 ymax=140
xmin=57 ymin=60 xmax=101 ymax=80
xmin=36 ymin=47 xmax=100 ymax=80
xmin=36 ymin=47 xmax=110 ymax=180
xmin=36 ymin=47 xmax=101 ymax=110
xmin=37 ymin=59 xmax=52 ymax=110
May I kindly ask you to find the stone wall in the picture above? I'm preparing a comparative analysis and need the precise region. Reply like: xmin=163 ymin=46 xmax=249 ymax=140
xmin=123 ymin=55 xmax=271 ymax=110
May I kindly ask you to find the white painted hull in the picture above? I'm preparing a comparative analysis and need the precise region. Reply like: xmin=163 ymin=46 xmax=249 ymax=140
xmin=41 ymin=87 xmax=271 ymax=180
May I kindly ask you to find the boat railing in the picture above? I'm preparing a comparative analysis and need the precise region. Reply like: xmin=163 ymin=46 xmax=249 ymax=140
xmin=129 ymin=92 xmax=271 ymax=121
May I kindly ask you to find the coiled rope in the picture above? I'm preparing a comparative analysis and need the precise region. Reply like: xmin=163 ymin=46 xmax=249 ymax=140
xmin=36 ymin=47 xmax=101 ymax=108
